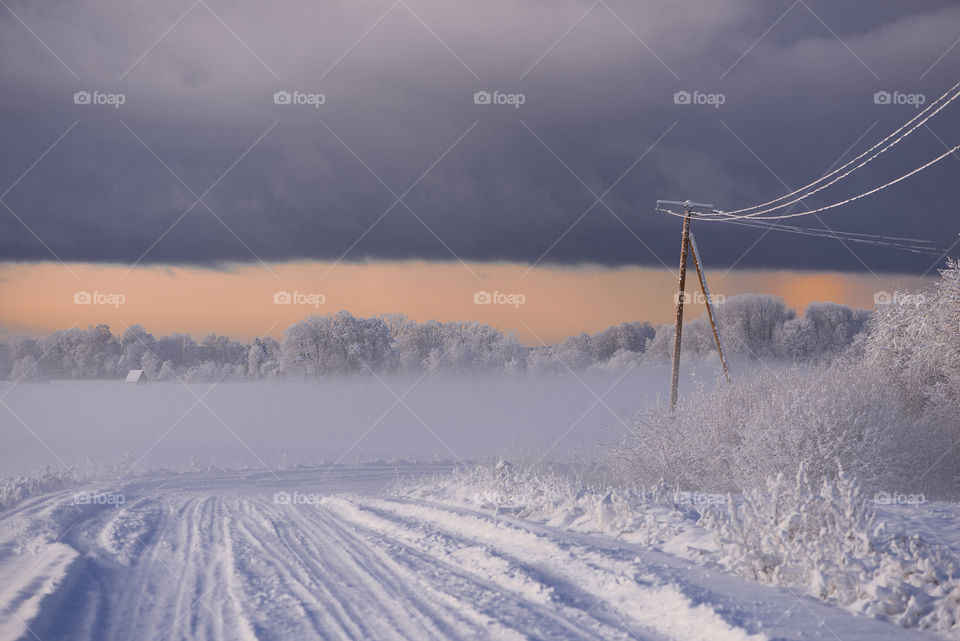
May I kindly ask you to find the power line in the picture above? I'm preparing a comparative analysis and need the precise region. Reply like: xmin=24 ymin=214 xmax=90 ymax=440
xmin=710 ymin=141 xmax=960 ymax=221
xmin=655 ymin=205 xmax=947 ymax=254
xmin=715 ymin=79 xmax=960 ymax=218
xmin=653 ymin=79 xmax=960 ymax=260
xmin=660 ymin=208 xmax=935 ymax=243
xmin=719 ymin=219 xmax=946 ymax=255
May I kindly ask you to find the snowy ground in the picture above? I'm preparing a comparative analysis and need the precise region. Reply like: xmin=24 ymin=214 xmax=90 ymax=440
xmin=0 ymin=465 xmax=945 ymax=641
xmin=0 ymin=368 xmax=728 ymax=474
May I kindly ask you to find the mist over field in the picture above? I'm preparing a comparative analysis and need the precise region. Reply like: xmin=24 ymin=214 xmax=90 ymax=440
xmin=0 ymin=365 xmax=727 ymax=475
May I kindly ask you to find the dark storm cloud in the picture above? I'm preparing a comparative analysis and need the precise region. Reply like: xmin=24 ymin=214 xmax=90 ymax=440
xmin=0 ymin=0 xmax=958 ymax=273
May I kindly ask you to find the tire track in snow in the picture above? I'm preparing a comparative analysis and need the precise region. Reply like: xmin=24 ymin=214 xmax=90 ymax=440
xmin=302 ymin=501 xmax=647 ymax=641
xmin=264 ymin=508 xmax=455 ymax=639
xmin=229 ymin=498 xmax=368 ymax=639
xmin=14 ymin=494 xmax=259 ymax=641
xmin=229 ymin=497 xmax=508 ymax=640
xmin=297 ymin=504 xmax=591 ymax=640
xmin=1 ymin=487 xmax=721 ymax=640
xmin=328 ymin=497 xmax=766 ymax=641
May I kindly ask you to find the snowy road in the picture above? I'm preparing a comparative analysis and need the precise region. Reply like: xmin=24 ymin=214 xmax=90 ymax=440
xmin=0 ymin=467 xmax=938 ymax=641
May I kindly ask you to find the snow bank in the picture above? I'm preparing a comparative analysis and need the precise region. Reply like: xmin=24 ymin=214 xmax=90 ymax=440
xmin=0 ymin=457 xmax=133 ymax=513
xmin=399 ymin=462 xmax=960 ymax=638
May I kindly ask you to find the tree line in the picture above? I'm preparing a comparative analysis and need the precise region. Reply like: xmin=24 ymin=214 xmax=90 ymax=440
xmin=0 ymin=294 xmax=871 ymax=381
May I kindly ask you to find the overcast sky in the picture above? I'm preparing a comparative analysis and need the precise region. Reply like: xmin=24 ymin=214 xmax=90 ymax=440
xmin=1 ymin=0 xmax=958 ymax=274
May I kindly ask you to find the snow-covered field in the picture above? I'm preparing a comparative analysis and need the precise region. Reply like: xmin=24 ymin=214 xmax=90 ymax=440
xmin=0 ymin=464 xmax=945 ymax=641
xmin=0 ymin=368 xmax=724 ymax=474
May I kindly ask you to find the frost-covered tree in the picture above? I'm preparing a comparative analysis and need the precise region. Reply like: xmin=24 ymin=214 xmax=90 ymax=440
xmin=36 ymin=330 xmax=72 ymax=378
xmin=157 ymin=360 xmax=178 ymax=381
xmin=281 ymin=312 xmax=394 ymax=376
xmin=245 ymin=337 xmax=280 ymax=379
xmin=591 ymin=322 xmax=655 ymax=361
xmin=642 ymin=294 xmax=865 ymax=364
xmin=75 ymin=324 xmax=120 ymax=378
xmin=119 ymin=325 xmax=155 ymax=373
xmin=713 ymin=294 xmax=795 ymax=359
xmin=140 ymin=351 xmax=161 ymax=379
xmin=10 ymin=355 xmax=41 ymax=382
xmin=155 ymin=334 xmax=199 ymax=369
xmin=781 ymin=302 xmax=871 ymax=362
xmin=436 ymin=321 xmax=519 ymax=373
xmin=199 ymin=333 xmax=245 ymax=366
xmin=393 ymin=319 xmax=443 ymax=372
xmin=0 ymin=342 xmax=12 ymax=380
xmin=11 ymin=337 xmax=39 ymax=363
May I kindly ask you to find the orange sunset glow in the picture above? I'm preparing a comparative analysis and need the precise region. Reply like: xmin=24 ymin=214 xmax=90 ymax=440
xmin=0 ymin=261 xmax=935 ymax=344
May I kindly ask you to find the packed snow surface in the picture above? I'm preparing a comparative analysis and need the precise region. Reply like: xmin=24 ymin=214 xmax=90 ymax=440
xmin=0 ymin=465 xmax=942 ymax=640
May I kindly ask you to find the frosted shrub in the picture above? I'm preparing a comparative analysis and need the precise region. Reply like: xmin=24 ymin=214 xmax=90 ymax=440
xmin=864 ymin=259 xmax=960 ymax=403
xmin=621 ymin=260 xmax=960 ymax=497
xmin=434 ymin=461 xmax=584 ymax=518
xmin=0 ymin=455 xmax=134 ymax=512
xmin=861 ymin=258 xmax=960 ymax=489
xmin=704 ymin=466 xmax=960 ymax=635
xmin=394 ymin=460 xmax=675 ymax=534
xmin=0 ymin=467 xmax=78 ymax=511
xmin=619 ymin=363 xmax=918 ymax=492
xmin=703 ymin=465 xmax=874 ymax=601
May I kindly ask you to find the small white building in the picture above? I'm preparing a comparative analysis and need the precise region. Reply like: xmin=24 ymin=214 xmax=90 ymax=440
xmin=125 ymin=369 xmax=147 ymax=383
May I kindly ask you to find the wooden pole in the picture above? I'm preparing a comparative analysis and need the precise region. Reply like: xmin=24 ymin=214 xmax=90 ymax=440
xmin=689 ymin=232 xmax=731 ymax=383
xmin=669 ymin=208 xmax=691 ymax=410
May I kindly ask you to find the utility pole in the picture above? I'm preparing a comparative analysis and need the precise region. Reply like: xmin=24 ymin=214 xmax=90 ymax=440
xmin=656 ymin=200 xmax=717 ymax=410
xmin=689 ymin=232 xmax=731 ymax=383
xmin=670 ymin=207 xmax=691 ymax=410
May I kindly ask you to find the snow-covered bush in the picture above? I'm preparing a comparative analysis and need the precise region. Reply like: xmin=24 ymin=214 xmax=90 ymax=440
xmin=394 ymin=459 xmax=727 ymax=552
xmin=864 ymin=259 xmax=960 ymax=396
xmin=622 ymin=260 xmax=960 ymax=498
xmin=703 ymin=464 xmax=960 ymax=636
xmin=0 ymin=455 xmax=135 ymax=512
xmin=702 ymin=464 xmax=875 ymax=599
xmin=618 ymin=361 xmax=923 ymax=493
xmin=415 ymin=461 xmax=581 ymax=517
xmin=395 ymin=459 xmax=677 ymax=534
